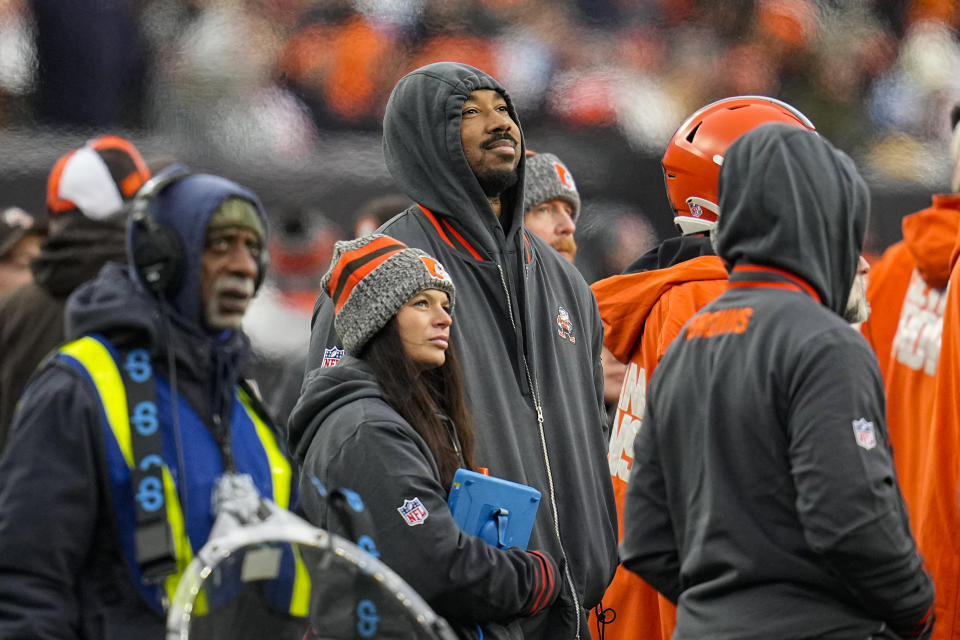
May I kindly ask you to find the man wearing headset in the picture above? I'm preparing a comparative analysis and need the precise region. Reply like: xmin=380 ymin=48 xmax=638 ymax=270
xmin=0 ymin=170 xmax=304 ymax=638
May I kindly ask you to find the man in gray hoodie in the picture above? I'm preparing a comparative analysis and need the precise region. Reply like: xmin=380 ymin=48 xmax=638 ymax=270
xmin=298 ymin=62 xmax=618 ymax=639
xmin=621 ymin=123 xmax=935 ymax=639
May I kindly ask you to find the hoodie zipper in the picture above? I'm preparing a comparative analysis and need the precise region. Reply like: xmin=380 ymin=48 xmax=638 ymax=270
xmin=496 ymin=262 xmax=582 ymax=639
xmin=440 ymin=413 xmax=467 ymax=470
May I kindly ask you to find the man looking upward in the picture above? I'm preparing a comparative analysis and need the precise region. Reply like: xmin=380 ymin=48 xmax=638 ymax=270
xmin=300 ymin=62 xmax=618 ymax=639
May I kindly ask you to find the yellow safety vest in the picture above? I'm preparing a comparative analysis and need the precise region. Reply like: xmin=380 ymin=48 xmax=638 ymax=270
xmin=58 ymin=335 xmax=309 ymax=617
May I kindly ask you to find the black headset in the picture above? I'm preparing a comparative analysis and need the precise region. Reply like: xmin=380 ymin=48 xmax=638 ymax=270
xmin=129 ymin=166 xmax=268 ymax=297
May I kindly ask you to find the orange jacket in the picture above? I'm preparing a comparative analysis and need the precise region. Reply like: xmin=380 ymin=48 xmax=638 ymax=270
xmin=590 ymin=250 xmax=728 ymax=640
xmin=860 ymin=244 xmax=914 ymax=377
xmin=859 ymin=197 xmax=960 ymax=524
xmin=914 ymin=221 xmax=960 ymax=640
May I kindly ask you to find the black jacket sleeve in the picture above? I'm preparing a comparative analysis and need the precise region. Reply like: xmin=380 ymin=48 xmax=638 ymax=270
xmin=619 ymin=400 xmax=682 ymax=602
xmin=787 ymin=329 xmax=934 ymax=633
xmin=300 ymin=418 xmax=561 ymax=625
xmin=0 ymin=364 xmax=104 ymax=639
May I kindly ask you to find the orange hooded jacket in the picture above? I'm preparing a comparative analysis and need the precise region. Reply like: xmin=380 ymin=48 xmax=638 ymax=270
xmin=590 ymin=247 xmax=728 ymax=640
xmin=913 ymin=217 xmax=960 ymax=640
xmin=859 ymin=196 xmax=960 ymax=525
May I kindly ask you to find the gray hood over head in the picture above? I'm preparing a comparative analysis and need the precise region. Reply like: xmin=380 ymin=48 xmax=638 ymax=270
xmin=382 ymin=62 xmax=526 ymax=254
xmin=716 ymin=123 xmax=869 ymax=316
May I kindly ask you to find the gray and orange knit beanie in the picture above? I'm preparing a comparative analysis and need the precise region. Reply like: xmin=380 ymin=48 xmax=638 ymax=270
xmin=321 ymin=234 xmax=456 ymax=355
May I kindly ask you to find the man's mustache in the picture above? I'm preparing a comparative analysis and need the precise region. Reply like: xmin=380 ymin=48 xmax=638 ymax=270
xmin=214 ymin=275 xmax=255 ymax=297
xmin=553 ymin=235 xmax=577 ymax=260
xmin=484 ymin=132 xmax=518 ymax=149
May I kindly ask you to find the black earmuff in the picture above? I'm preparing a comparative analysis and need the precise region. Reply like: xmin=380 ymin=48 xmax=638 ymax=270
xmin=129 ymin=165 xmax=191 ymax=297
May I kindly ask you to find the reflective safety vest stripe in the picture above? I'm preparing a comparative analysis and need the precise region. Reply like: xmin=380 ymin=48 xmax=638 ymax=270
xmin=58 ymin=335 xmax=308 ymax=616
xmin=239 ymin=388 xmax=292 ymax=512
xmin=238 ymin=387 xmax=310 ymax=617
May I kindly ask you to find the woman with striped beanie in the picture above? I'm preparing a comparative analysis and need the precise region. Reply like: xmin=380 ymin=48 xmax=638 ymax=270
xmin=288 ymin=234 xmax=561 ymax=639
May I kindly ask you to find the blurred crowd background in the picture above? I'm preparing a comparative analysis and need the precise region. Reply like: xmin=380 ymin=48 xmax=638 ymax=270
xmin=1 ymin=0 xmax=959 ymax=284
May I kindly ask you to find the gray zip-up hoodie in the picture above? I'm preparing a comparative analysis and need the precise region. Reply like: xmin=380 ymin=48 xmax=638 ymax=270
xmin=299 ymin=62 xmax=618 ymax=638
xmin=621 ymin=124 xmax=934 ymax=639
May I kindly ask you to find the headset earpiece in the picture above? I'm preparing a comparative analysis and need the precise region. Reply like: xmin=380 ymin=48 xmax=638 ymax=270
xmin=129 ymin=166 xmax=190 ymax=296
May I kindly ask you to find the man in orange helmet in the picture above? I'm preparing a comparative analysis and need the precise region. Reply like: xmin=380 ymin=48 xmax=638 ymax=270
xmin=620 ymin=121 xmax=932 ymax=640
xmin=589 ymin=97 xmax=817 ymax=640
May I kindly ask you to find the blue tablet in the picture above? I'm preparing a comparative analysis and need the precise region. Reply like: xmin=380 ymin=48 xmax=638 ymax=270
xmin=447 ymin=469 xmax=541 ymax=550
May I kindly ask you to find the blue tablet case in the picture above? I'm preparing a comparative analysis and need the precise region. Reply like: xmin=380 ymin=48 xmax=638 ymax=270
xmin=447 ymin=469 xmax=541 ymax=550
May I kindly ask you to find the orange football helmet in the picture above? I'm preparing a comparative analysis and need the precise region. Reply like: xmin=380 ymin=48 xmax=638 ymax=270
xmin=662 ymin=96 xmax=815 ymax=235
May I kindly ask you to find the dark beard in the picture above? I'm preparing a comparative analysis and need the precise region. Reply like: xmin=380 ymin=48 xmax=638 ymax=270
xmin=476 ymin=168 xmax=518 ymax=197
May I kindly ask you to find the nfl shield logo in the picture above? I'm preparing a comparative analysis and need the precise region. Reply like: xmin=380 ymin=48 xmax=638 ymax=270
xmin=852 ymin=418 xmax=877 ymax=450
xmin=397 ymin=498 xmax=429 ymax=526
xmin=322 ymin=346 xmax=344 ymax=368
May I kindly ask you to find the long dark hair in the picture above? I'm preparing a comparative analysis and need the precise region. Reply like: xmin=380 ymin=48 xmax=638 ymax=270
xmin=361 ymin=317 xmax=476 ymax=489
